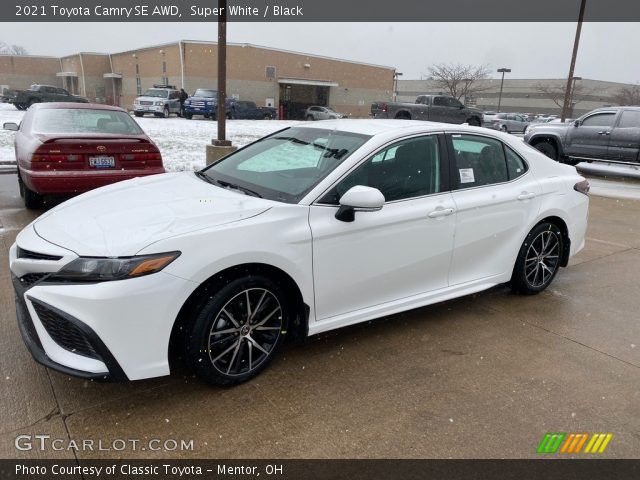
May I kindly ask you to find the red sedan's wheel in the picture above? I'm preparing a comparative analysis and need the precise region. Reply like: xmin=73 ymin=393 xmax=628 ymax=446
xmin=24 ymin=186 xmax=43 ymax=210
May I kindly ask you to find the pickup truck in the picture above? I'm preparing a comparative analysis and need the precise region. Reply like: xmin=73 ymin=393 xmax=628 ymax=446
xmin=524 ymin=106 xmax=640 ymax=165
xmin=8 ymin=84 xmax=88 ymax=110
xmin=230 ymin=101 xmax=277 ymax=120
xmin=183 ymin=88 xmax=239 ymax=120
xmin=371 ymin=95 xmax=483 ymax=126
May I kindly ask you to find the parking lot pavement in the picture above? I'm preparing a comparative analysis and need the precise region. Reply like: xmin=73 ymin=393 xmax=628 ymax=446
xmin=1 ymin=173 xmax=639 ymax=460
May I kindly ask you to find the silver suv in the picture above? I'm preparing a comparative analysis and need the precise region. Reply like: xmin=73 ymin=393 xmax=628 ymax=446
xmin=133 ymin=85 xmax=181 ymax=118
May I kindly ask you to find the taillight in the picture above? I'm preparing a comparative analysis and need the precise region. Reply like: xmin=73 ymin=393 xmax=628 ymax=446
xmin=382 ymin=103 xmax=388 ymax=113
xmin=31 ymin=154 xmax=80 ymax=162
xmin=574 ymin=179 xmax=590 ymax=196
xmin=123 ymin=153 xmax=162 ymax=161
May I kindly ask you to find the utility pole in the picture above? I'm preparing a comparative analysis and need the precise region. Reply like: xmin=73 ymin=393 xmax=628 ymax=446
xmin=497 ymin=68 xmax=511 ymax=113
xmin=215 ymin=0 xmax=230 ymax=147
xmin=205 ymin=0 xmax=237 ymax=165
xmin=568 ymin=76 xmax=582 ymax=118
xmin=393 ymin=72 xmax=403 ymax=101
xmin=561 ymin=0 xmax=587 ymax=123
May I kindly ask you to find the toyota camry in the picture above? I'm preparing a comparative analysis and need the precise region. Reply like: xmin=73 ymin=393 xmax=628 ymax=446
xmin=9 ymin=120 xmax=589 ymax=386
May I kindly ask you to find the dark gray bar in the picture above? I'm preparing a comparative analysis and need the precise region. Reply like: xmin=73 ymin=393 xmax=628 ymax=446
xmin=3 ymin=0 xmax=640 ymax=22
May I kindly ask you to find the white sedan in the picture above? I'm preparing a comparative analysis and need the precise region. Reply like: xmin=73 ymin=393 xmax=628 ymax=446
xmin=9 ymin=120 xmax=589 ymax=386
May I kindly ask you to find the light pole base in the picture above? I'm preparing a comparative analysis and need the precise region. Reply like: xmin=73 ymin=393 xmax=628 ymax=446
xmin=206 ymin=142 xmax=237 ymax=166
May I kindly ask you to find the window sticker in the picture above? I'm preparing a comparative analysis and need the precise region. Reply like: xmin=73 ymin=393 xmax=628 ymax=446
xmin=459 ymin=168 xmax=475 ymax=184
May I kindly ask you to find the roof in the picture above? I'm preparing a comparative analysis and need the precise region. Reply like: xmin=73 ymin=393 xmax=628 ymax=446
xmin=298 ymin=119 xmax=478 ymax=136
xmin=32 ymin=102 xmax=126 ymax=112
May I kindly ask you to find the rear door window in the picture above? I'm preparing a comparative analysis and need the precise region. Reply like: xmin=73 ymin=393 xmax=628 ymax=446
xmin=450 ymin=134 xmax=509 ymax=188
xmin=618 ymin=110 xmax=640 ymax=128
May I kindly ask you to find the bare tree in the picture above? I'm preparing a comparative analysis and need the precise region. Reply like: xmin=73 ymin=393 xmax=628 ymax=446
xmin=613 ymin=84 xmax=640 ymax=106
xmin=11 ymin=44 xmax=28 ymax=55
xmin=0 ymin=41 xmax=28 ymax=55
xmin=534 ymin=81 xmax=592 ymax=109
xmin=427 ymin=63 xmax=491 ymax=101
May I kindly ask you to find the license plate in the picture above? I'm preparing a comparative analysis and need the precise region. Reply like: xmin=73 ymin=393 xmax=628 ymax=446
xmin=89 ymin=156 xmax=115 ymax=168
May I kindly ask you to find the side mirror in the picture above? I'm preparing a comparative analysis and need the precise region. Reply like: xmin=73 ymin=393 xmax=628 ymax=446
xmin=335 ymin=186 xmax=385 ymax=222
xmin=574 ymin=120 xmax=581 ymax=127
xmin=3 ymin=122 xmax=18 ymax=131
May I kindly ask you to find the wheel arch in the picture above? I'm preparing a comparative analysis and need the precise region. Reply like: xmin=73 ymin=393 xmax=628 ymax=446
xmin=394 ymin=110 xmax=412 ymax=120
xmin=529 ymin=134 xmax=564 ymax=157
xmin=168 ymin=262 xmax=309 ymax=371
xmin=536 ymin=215 xmax=571 ymax=267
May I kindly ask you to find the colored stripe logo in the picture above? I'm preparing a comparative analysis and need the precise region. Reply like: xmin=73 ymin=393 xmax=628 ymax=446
xmin=537 ymin=433 xmax=613 ymax=454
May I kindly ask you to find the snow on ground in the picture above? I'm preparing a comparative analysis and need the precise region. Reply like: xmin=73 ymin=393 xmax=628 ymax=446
xmin=0 ymin=103 xmax=300 ymax=171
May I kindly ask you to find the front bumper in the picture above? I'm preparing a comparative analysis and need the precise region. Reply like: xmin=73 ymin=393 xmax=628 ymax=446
xmin=9 ymin=229 xmax=196 ymax=381
xmin=133 ymin=104 xmax=164 ymax=113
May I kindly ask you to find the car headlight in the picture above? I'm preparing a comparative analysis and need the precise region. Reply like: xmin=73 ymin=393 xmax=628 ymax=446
xmin=154 ymin=101 xmax=164 ymax=106
xmin=185 ymin=100 xmax=191 ymax=105
xmin=49 ymin=252 xmax=181 ymax=283
xmin=133 ymin=100 xmax=140 ymax=105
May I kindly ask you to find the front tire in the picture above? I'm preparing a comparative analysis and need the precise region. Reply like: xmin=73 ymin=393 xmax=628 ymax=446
xmin=134 ymin=112 xmax=144 ymax=117
xmin=185 ymin=275 xmax=289 ymax=386
xmin=510 ymin=222 xmax=564 ymax=295
xmin=467 ymin=117 xmax=481 ymax=127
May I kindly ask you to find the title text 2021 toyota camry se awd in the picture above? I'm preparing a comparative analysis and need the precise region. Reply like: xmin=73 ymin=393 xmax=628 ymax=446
xmin=10 ymin=120 xmax=589 ymax=386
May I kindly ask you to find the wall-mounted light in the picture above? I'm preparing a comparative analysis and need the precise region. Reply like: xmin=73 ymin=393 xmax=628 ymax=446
xmin=303 ymin=63 xmax=311 ymax=69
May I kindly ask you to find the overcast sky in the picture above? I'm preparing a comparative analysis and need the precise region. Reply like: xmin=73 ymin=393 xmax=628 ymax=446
xmin=1 ymin=22 xmax=638 ymax=83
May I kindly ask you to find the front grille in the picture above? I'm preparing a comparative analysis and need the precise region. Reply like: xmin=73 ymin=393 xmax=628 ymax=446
xmin=140 ymin=101 xmax=153 ymax=105
xmin=18 ymin=273 xmax=49 ymax=289
xmin=17 ymin=247 xmax=62 ymax=261
xmin=31 ymin=302 xmax=100 ymax=359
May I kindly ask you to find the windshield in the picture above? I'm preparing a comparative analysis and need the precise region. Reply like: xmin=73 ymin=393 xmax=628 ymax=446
xmin=201 ymin=127 xmax=371 ymax=203
xmin=142 ymin=89 xmax=169 ymax=98
xmin=33 ymin=109 xmax=144 ymax=135
xmin=193 ymin=89 xmax=218 ymax=98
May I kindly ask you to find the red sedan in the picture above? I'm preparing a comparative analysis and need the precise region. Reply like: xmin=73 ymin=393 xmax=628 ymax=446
xmin=3 ymin=103 xmax=165 ymax=209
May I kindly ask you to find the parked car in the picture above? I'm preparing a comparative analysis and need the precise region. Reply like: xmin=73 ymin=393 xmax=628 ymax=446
xmin=488 ymin=113 xmax=530 ymax=133
xmin=371 ymin=95 xmax=483 ymax=126
xmin=482 ymin=111 xmax=499 ymax=125
xmin=524 ymin=106 xmax=640 ymax=165
xmin=183 ymin=88 xmax=235 ymax=120
xmin=10 ymin=120 xmax=589 ymax=386
xmin=305 ymin=106 xmax=347 ymax=121
xmin=7 ymin=85 xmax=88 ymax=110
xmin=230 ymin=101 xmax=277 ymax=120
xmin=132 ymin=85 xmax=181 ymax=118
xmin=3 ymin=103 xmax=165 ymax=209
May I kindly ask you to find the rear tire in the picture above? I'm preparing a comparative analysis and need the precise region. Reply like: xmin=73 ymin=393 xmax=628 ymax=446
xmin=184 ymin=113 xmax=193 ymax=119
xmin=467 ymin=117 xmax=481 ymax=127
xmin=263 ymin=114 xmax=272 ymax=120
xmin=500 ymin=124 xmax=508 ymax=132
xmin=24 ymin=186 xmax=43 ymax=210
xmin=185 ymin=275 xmax=290 ymax=386
xmin=17 ymin=175 xmax=25 ymax=198
xmin=163 ymin=107 xmax=170 ymax=118
xmin=134 ymin=112 xmax=144 ymax=117
xmin=510 ymin=222 xmax=564 ymax=295
xmin=306 ymin=115 xmax=314 ymax=121
xmin=533 ymin=140 xmax=558 ymax=160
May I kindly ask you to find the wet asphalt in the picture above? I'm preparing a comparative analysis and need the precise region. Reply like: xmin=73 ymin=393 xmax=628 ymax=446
xmin=0 ymin=173 xmax=638 ymax=460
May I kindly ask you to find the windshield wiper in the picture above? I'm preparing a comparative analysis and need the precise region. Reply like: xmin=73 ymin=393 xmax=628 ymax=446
xmin=195 ymin=170 xmax=217 ymax=185
xmin=216 ymin=179 xmax=263 ymax=198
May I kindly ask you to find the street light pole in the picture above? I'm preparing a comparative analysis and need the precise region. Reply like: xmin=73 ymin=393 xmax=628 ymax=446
xmin=561 ymin=0 xmax=587 ymax=123
xmin=496 ymin=68 xmax=511 ymax=113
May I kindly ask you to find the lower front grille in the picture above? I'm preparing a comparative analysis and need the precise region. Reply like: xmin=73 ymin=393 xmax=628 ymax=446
xmin=18 ymin=273 xmax=49 ymax=289
xmin=31 ymin=301 xmax=100 ymax=359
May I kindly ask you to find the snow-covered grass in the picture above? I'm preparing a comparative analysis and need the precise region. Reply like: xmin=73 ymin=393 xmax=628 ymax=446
xmin=0 ymin=103 xmax=300 ymax=171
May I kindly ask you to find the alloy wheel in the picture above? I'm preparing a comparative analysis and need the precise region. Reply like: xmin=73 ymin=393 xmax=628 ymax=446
xmin=207 ymin=288 xmax=283 ymax=377
xmin=524 ymin=230 xmax=560 ymax=288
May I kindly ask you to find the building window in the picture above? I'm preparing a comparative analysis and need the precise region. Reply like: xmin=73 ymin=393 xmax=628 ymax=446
xmin=162 ymin=61 xmax=167 ymax=73
xmin=266 ymin=66 xmax=276 ymax=79
xmin=135 ymin=64 xmax=139 ymax=75
xmin=136 ymin=77 xmax=141 ymax=96
xmin=162 ymin=77 xmax=169 ymax=85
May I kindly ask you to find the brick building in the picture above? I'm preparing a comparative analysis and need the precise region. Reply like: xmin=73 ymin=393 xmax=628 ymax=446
xmin=0 ymin=40 xmax=396 ymax=119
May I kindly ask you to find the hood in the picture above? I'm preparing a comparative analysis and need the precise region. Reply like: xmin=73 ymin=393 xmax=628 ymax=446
xmin=186 ymin=96 xmax=217 ymax=102
xmin=34 ymin=172 xmax=274 ymax=257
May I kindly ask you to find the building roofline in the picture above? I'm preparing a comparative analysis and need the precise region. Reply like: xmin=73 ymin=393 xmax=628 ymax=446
xmin=110 ymin=39 xmax=395 ymax=71
xmin=0 ymin=54 xmax=59 ymax=59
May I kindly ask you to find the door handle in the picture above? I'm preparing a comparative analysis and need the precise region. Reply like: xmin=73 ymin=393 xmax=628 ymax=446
xmin=428 ymin=208 xmax=455 ymax=218
xmin=517 ymin=192 xmax=536 ymax=201
xmin=597 ymin=131 xmax=611 ymax=135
